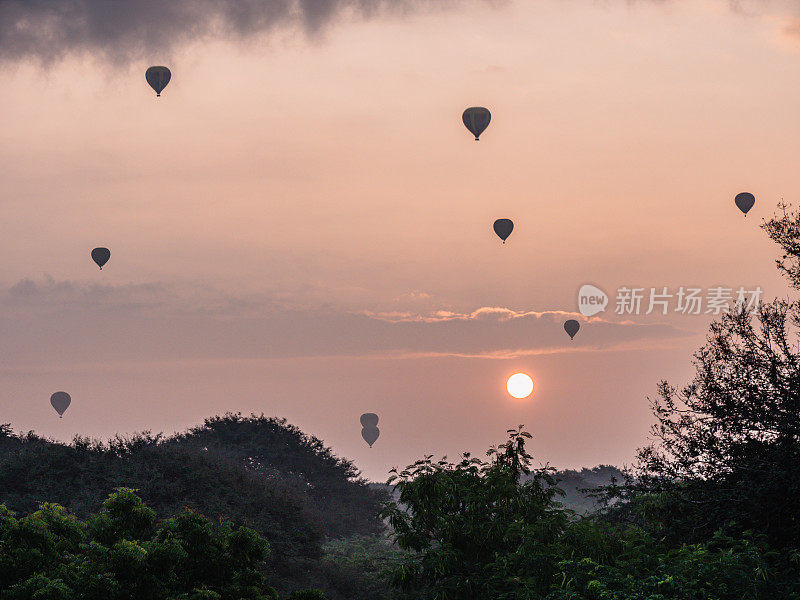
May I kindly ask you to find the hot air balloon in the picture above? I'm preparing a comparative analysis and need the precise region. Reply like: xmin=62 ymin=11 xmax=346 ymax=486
xmin=360 ymin=413 xmax=380 ymax=448
xmin=362 ymin=426 xmax=379 ymax=448
xmin=91 ymin=247 xmax=110 ymax=270
xmin=360 ymin=413 xmax=379 ymax=428
xmin=462 ymin=107 xmax=491 ymax=140
xmin=50 ymin=392 xmax=71 ymax=418
xmin=493 ymin=219 xmax=513 ymax=243
xmin=735 ymin=192 xmax=755 ymax=216
xmin=146 ymin=66 xmax=171 ymax=97
xmin=564 ymin=319 xmax=580 ymax=340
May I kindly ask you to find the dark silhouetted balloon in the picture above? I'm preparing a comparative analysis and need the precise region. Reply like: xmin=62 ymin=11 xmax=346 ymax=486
xmin=146 ymin=66 xmax=171 ymax=97
xmin=360 ymin=413 xmax=380 ymax=447
xmin=362 ymin=426 xmax=380 ymax=448
xmin=493 ymin=219 xmax=514 ymax=243
xmin=360 ymin=413 xmax=379 ymax=428
xmin=50 ymin=392 xmax=71 ymax=418
xmin=91 ymin=247 xmax=110 ymax=270
xmin=735 ymin=192 xmax=755 ymax=216
xmin=564 ymin=319 xmax=580 ymax=340
xmin=462 ymin=107 xmax=491 ymax=140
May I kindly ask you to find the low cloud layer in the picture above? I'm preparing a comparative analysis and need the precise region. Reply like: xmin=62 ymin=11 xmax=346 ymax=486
xmin=0 ymin=277 xmax=692 ymax=370
xmin=0 ymin=0 xmax=490 ymax=63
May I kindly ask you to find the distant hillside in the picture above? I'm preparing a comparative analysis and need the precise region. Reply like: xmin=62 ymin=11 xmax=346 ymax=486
xmin=549 ymin=465 xmax=625 ymax=513
xmin=0 ymin=414 xmax=388 ymax=590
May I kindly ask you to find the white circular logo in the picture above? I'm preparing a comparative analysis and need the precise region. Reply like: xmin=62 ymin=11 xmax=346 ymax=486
xmin=578 ymin=284 xmax=608 ymax=317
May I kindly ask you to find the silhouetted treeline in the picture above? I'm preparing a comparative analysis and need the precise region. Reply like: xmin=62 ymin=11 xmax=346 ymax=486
xmin=0 ymin=414 xmax=389 ymax=595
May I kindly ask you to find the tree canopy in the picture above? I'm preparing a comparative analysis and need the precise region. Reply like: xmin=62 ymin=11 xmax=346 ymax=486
xmin=0 ymin=488 xmax=281 ymax=600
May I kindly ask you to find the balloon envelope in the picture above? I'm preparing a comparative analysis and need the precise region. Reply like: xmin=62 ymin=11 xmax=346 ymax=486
xmin=564 ymin=319 xmax=580 ymax=339
xmin=735 ymin=192 xmax=755 ymax=216
xmin=50 ymin=392 xmax=71 ymax=418
xmin=91 ymin=247 xmax=110 ymax=269
xmin=493 ymin=219 xmax=514 ymax=243
xmin=360 ymin=413 xmax=379 ymax=428
xmin=361 ymin=426 xmax=380 ymax=447
xmin=462 ymin=107 xmax=491 ymax=140
xmin=146 ymin=66 xmax=171 ymax=96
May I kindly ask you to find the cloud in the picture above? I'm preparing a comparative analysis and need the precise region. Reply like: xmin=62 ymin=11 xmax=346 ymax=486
xmin=363 ymin=306 xmax=588 ymax=323
xmin=1 ymin=0 xmax=794 ymax=67
xmin=0 ymin=0 xmax=492 ymax=63
xmin=0 ymin=277 xmax=693 ymax=370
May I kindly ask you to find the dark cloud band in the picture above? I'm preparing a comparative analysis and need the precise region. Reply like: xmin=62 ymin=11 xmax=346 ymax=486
xmin=0 ymin=0 xmax=478 ymax=62
xmin=0 ymin=277 xmax=688 ymax=366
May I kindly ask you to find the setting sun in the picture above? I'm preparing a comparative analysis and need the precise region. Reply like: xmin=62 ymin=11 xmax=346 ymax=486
xmin=506 ymin=373 xmax=534 ymax=399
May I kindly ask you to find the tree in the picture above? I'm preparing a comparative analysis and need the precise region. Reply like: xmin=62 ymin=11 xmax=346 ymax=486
xmin=168 ymin=413 xmax=388 ymax=539
xmin=629 ymin=206 xmax=800 ymax=548
xmin=382 ymin=427 xmax=569 ymax=599
xmin=549 ymin=527 xmax=794 ymax=600
xmin=763 ymin=201 xmax=800 ymax=289
xmin=0 ymin=489 xmax=279 ymax=600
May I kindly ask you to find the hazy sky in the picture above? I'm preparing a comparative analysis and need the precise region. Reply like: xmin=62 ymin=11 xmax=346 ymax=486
xmin=1 ymin=0 xmax=799 ymax=480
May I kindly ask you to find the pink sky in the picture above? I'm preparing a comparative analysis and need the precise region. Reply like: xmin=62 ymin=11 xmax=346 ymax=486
xmin=1 ymin=0 xmax=799 ymax=480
